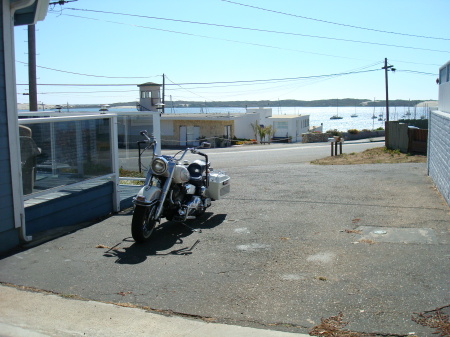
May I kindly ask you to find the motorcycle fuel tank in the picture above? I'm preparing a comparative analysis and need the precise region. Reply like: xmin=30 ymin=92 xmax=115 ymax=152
xmin=173 ymin=165 xmax=190 ymax=184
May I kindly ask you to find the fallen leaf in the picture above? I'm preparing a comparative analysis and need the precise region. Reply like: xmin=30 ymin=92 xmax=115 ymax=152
xmin=117 ymin=291 xmax=132 ymax=296
xmin=345 ymin=229 xmax=362 ymax=234
xmin=358 ymin=239 xmax=376 ymax=244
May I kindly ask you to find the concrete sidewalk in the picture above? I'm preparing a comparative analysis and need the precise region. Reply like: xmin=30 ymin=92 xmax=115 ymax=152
xmin=0 ymin=285 xmax=308 ymax=337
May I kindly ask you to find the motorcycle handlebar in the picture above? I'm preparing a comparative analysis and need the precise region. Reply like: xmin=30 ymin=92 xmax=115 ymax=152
xmin=191 ymin=149 xmax=207 ymax=157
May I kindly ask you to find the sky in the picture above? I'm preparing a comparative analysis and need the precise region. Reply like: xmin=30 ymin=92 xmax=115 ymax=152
xmin=14 ymin=0 xmax=450 ymax=106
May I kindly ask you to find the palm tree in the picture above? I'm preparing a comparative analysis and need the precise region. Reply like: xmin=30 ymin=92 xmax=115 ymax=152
xmin=256 ymin=125 xmax=265 ymax=144
xmin=250 ymin=121 xmax=259 ymax=142
xmin=265 ymin=125 xmax=275 ymax=143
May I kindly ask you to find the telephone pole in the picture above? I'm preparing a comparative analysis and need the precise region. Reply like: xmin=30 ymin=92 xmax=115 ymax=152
xmin=382 ymin=58 xmax=395 ymax=122
xmin=28 ymin=25 xmax=38 ymax=111
xmin=162 ymin=74 xmax=165 ymax=114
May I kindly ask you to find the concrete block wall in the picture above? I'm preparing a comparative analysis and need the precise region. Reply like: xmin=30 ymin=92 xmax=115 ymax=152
xmin=301 ymin=133 xmax=329 ymax=143
xmin=428 ymin=110 xmax=450 ymax=206
xmin=162 ymin=120 xmax=234 ymax=147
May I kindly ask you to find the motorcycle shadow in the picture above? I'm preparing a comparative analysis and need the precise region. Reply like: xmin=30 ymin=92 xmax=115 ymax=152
xmin=105 ymin=213 xmax=227 ymax=264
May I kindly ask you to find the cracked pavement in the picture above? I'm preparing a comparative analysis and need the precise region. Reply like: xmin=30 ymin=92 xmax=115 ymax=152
xmin=1 ymin=143 xmax=449 ymax=336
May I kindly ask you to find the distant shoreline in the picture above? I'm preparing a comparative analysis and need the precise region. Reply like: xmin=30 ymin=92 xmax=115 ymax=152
xmin=17 ymin=100 xmax=438 ymax=111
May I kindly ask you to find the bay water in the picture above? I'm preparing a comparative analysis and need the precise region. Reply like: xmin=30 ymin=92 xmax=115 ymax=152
xmin=34 ymin=105 xmax=430 ymax=132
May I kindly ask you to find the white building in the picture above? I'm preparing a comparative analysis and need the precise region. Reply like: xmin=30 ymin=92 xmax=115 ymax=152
xmin=428 ymin=61 xmax=450 ymax=206
xmin=160 ymin=107 xmax=310 ymax=146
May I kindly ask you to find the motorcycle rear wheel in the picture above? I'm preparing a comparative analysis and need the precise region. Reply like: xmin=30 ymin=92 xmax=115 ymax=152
xmin=131 ymin=205 xmax=157 ymax=243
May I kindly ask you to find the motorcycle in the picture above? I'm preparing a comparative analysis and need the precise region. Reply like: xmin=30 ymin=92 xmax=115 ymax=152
xmin=131 ymin=130 xmax=230 ymax=243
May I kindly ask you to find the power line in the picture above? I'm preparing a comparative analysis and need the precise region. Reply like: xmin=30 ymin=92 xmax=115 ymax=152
xmin=21 ymin=90 xmax=137 ymax=94
xmin=164 ymin=75 xmax=208 ymax=101
xmin=17 ymin=83 xmax=138 ymax=86
xmin=61 ymin=13 xmax=370 ymax=62
xmin=398 ymin=70 xmax=437 ymax=76
xmin=60 ymin=13 xmax=445 ymax=67
xmin=16 ymin=68 xmax=382 ymax=88
xmin=168 ymin=69 xmax=381 ymax=86
xmin=16 ymin=60 xmax=154 ymax=79
xmin=64 ymin=8 xmax=449 ymax=53
xmin=221 ymin=0 xmax=450 ymax=41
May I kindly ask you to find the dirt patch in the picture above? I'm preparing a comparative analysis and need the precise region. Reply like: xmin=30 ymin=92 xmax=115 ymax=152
xmin=311 ymin=147 xmax=427 ymax=165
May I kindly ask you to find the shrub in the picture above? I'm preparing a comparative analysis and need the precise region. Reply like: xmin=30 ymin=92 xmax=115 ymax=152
xmin=347 ymin=129 xmax=359 ymax=134
xmin=326 ymin=129 xmax=342 ymax=137
xmin=376 ymin=127 xmax=384 ymax=131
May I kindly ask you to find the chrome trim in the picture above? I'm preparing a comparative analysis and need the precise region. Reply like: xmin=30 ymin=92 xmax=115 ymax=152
xmin=151 ymin=157 xmax=168 ymax=175
xmin=154 ymin=161 xmax=176 ymax=219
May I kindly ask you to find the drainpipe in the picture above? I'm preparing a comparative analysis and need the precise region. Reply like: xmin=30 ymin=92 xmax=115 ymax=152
xmin=10 ymin=0 xmax=36 ymax=243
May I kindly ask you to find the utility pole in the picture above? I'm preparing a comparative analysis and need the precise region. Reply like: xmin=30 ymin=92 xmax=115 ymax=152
xmin=162 ymin=73 xmax=165 ymax=114
xmin=382 ymin=58 xmax=395 ymax=122
xmin=28 ymin=25 xmax=38 ymax=111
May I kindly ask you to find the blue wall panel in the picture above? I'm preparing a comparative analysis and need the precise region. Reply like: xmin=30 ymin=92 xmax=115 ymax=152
xmin=25 ymin=182 xmax=114 ymax=235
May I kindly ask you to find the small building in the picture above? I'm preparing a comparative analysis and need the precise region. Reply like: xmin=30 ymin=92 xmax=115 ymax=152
xmin=160 ymin=107 xmax=310 ymax=146
xmin=161 ymin=113 xmax=235 ymax=147
xmin=243 ymin=108 xmax=310 ymax=142
xmin=428 ymin=61 xmax=450 ymax=206
xmin=137 ymin=82 xmax=163 ymax=112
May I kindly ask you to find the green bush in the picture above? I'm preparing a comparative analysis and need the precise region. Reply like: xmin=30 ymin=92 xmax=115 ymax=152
xmin=326 ymin=129 xmax=342 ymax=136
xmin=347 ymin=129 xmax=359 ymax=134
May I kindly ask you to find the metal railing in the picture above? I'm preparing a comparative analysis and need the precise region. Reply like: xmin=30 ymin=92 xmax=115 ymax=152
xmin=18 ymin=113 xmax=120 ymax=212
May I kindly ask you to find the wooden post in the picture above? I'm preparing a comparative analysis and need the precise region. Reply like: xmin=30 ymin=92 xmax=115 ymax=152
xmin=334 ymin=141 xmax=338 ymax=156
xmin=339 ymin=141 xmax=342 ymax=155
xmin=331 ymin=142 xmax=333 ymax=156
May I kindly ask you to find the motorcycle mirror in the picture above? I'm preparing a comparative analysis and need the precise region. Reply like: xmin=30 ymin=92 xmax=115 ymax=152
xmin=200 ymin=141 xmax=211 ymax=149
xmin=140 ymin=130 xmax=147 ymax=136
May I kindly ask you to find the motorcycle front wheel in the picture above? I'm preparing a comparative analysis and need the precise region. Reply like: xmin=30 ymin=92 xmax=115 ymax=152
xmin=131 ymin=205 xmax=157 ymax=243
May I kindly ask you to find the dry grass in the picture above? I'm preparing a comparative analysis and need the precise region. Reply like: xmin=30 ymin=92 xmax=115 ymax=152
xmin=311 ymin=147 xmax=427 ymax=165
xmin=309 ymin=308 xmax=450 ymax=337
xmin=309 ymin=312 xmax=375 ymax=337
xmin=412 ymin=307 xmax=450 ymax=337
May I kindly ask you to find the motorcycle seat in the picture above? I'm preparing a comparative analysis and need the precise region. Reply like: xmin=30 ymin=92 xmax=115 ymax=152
xmin=188 ymin=160 xmax=206 ymax=186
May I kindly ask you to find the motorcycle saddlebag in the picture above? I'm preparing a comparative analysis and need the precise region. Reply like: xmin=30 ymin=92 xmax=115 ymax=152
xmin=206 ymin=172 xmax=230 ymax=200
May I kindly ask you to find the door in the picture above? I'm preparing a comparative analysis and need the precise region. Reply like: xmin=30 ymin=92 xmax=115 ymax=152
xmin=180 ymin=126 xmax=200 ymax=147
xmin=180 ymin=126 xmax=187 ymax=146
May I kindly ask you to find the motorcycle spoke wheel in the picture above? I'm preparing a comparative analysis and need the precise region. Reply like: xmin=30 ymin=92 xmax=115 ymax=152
xmin=131 ymin=206 xmax=157 ymax=243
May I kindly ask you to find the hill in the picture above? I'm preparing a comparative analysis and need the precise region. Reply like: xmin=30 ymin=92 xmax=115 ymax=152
xmin=18 ymin=99 xmax=437 ymax=110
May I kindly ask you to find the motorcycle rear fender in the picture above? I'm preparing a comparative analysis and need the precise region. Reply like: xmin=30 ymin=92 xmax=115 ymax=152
xmin=133 ymin=185 xmax=161 ymax=206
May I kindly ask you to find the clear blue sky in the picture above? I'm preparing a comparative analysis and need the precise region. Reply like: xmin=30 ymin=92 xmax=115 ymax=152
xmin=14 ymin=0 xmax=450 ymax=105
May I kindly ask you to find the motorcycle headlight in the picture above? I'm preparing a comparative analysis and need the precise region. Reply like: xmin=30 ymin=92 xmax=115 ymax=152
xmin=151 ymin=157 xmax=168 ymax=175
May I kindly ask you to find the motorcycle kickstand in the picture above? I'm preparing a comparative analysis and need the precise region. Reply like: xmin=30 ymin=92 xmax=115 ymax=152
xmin=181 ymin=222 xmax=202 ymax=233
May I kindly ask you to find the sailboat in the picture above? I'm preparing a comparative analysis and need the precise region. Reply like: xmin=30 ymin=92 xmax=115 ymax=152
xmin=377 ymin=107 xmax=385 ymax=121
xmin=330 ymin=114 xmax=343 ymax=120
xmin=99 ymin=104 xmax=109 ymax=112
xmin=371 ymin=102 xmax=377 ymax=119
xmin=330 ymin=99 xmax=343 ymax=119
xmin=351 ymin=107 xmax=358 ymax=117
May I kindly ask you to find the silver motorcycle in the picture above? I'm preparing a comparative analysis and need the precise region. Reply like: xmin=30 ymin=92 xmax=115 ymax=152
xmin=131 ymin=130 xmax=230 ymax=243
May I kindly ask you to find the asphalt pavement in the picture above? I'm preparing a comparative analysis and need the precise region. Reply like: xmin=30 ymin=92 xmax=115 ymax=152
xmin=1 ymin=139 xmax=449 ymax=337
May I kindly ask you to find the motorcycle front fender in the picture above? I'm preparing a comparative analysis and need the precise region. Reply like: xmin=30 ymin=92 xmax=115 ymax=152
xmin=133 ymin=185 xmax=161 ymax=206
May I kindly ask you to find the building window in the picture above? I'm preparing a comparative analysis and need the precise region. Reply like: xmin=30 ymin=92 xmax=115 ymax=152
xmin=274 ymin=121 xmax=288 ymax=130
xmin=439 ymin=67 xmax=447 ymax=84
